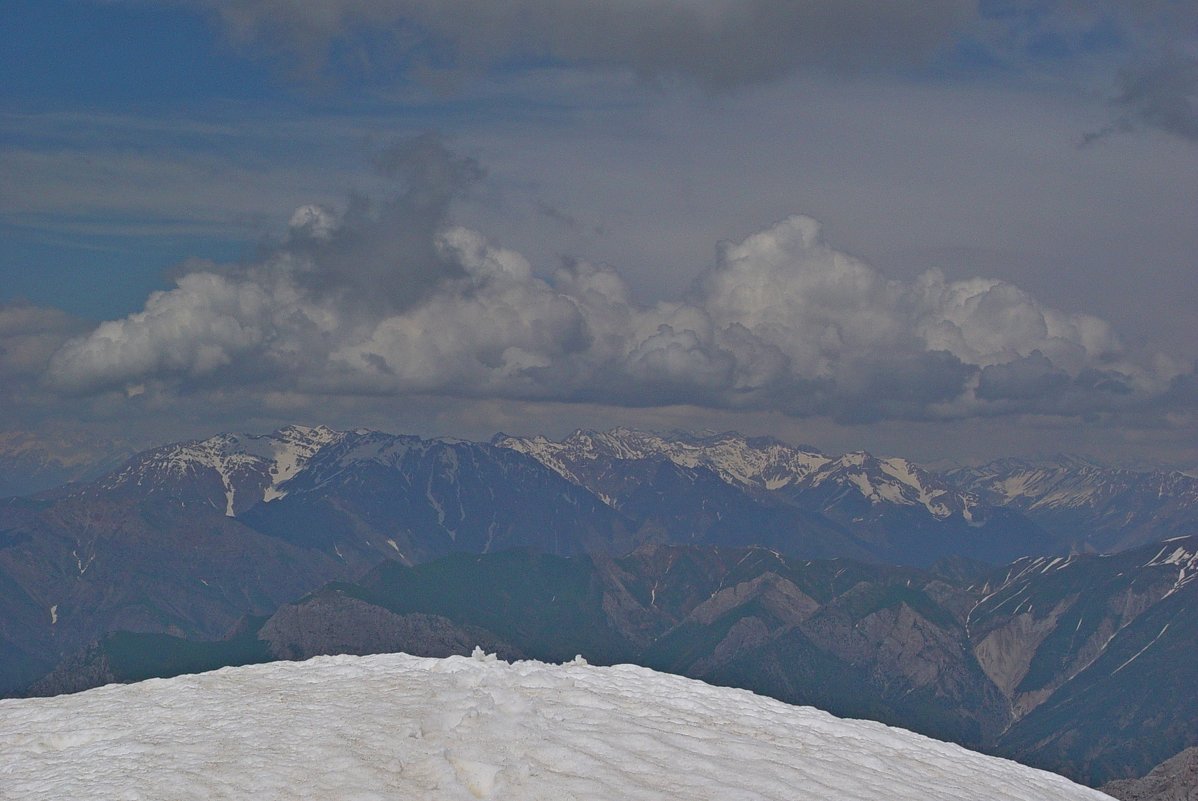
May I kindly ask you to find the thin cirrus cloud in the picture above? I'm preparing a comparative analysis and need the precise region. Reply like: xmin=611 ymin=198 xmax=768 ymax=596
xmin=41 ymin=136 xmax=1189 ymax=424
xmin=185 ymin=0 xmax=1198 ymax=143
xmin=981 ymin=1 xmax=1198 ymax=144
xmin=198 ymin=0 xmax=974 ymax=87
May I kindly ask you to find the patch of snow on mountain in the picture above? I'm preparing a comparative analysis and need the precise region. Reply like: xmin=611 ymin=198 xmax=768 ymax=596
xmin=993 ymin=470 xmax=1046 ymax=503
xmin=1144 ymin=544 xmax=1195 ymax=568
xmin=496 ymin=428 xmax=830 ymax=493
xmin=956 ymin=457 xmax=1198 ymax=514
xmin=806 ymin=453 xmax=968 ymax=519
xmin=878 ymin=458 xmax=953 ymax=518
xmin=95 ymin=426 xmax=354 ymax=512
xmin=1143 ymin=540 xmax=1198 ymax=597
xmin=258 ymin=424 xmax=344 ymax=502
xmin=101 ymin=434 xmax=270 ymax=516
xmin=499 ymin=429 xmax=990 ymax=521
xmin=0 ymin=653 xmax=1112 ymax=801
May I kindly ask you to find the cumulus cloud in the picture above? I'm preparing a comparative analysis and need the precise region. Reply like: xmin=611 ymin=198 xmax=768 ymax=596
xmin=42 ymin=139 xmax=1190 ymax=422
xmin=191 ymin=0 xmax=972 ymax=88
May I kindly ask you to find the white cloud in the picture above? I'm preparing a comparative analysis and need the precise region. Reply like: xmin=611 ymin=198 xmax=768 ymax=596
xmin=43 ymin=185 xmax=1189 ymax=421
xmin=49 ymin=270 xmax=284 ymax=393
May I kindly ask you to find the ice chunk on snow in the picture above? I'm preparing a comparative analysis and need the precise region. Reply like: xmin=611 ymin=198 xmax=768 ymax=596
xmin=0 ymin=653 xmax=1114 ymax=801
xmin=471 ymin=646 xmax=497 ymax=662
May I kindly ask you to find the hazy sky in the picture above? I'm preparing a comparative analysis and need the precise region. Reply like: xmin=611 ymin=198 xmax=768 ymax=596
xmin=2 ymin=1 xmax=1196 ymax=465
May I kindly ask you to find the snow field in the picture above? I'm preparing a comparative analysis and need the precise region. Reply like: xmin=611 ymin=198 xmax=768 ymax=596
xmin=0 ymin=651 xmax=1113 ymax=800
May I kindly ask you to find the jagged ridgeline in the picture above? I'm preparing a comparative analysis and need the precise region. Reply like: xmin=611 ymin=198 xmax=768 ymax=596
xmin=3 ymin=426 xmax=1197 ymax=788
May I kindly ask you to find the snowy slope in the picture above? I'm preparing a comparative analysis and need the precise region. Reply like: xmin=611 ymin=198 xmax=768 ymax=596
xmin=96 ymin=424 xmax=347 ymax=516
xmin=953 ymin=456 xmax=1198 ymax=514
xmin=951 ymin=456 xmax=1198 ymax=551
xmin=0 ymin=652 xmax=1113 ymax=801
xmin=495 ymin=428 xmax=830 ymax=492
xmin=498 ymin=428 xmax=987 ymax=520
xmin=801 ymin=451 xmax=980 ymax=520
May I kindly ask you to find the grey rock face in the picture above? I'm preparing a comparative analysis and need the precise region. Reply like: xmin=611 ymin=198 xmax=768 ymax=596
xmin=1103 ymin=748 xmax=1198 ymax=801
xmin=258 ymin=590 xmax=522 ymax=662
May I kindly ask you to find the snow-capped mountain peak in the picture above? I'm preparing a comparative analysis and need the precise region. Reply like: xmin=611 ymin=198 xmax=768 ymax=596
xmin=98 ymin=433 xmax=271 ymax=516
xmin=95 ymin=425 xmax=353 ymax=515
xmin=950 ymin=456 xmax=1198 ymax=551
xmin=497 ymin=429 xmax=985 ymax=522
xmin=804 ymin=452 xmax=976 ymax=520
xmin=254 ymin=424 xmax=347 ymax=502
xmin=494 ymin=427 xmax=830 ymax=493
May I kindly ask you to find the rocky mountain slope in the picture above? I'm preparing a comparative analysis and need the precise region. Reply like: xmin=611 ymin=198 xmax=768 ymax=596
xmin=1 ymin=425 xmax=1083 ymax=697
xmin=1103 ymin=747 xmax=1198 ymax=801
xmin=5 ymin=425 xmax=1196 ymax=703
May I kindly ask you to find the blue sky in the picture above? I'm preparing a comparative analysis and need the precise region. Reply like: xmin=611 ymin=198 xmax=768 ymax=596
xmin=2 ymin=0 xmax=268 ymax=317
xmin=2 ymin=1 xmax=271 ymax=107
xmin=2 ymin=1 xmax=1196 ymax=465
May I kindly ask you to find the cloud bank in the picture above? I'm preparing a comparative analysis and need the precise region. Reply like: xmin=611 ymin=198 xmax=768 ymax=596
xmin=42 ymin=138 xmax=1190 ymax=423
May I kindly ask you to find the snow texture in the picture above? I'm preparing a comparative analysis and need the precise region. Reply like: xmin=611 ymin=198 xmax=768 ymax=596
xmin=0 ymin=652 xmax=1113 ymax=801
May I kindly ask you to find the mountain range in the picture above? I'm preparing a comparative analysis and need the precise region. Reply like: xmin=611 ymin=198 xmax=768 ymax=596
xmin=2 ymin=424 xmax=1196 ymax=790
xmin=499 ymin=428 xmax=1198 ymax=557
xmin=0 ymin=430 xmax=131 ymax=498
xmin=950 ymin=455 xmax=1198 ymax=553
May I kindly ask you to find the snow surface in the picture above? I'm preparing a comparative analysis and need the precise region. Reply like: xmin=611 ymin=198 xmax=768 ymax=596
xmin=0 ymin=652 xmax=1113 ymax=801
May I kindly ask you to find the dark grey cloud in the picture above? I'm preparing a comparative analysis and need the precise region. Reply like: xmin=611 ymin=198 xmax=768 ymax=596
xmin=992 ymin=2 xmax=1198 ymax=143
xmin=831 ymin=351 xmax=977 ymax=423
xmin=39 ymin=142 xmax=1192 ymax=422
xmin=284 ymin=133 xmax=481 ymax=313
xmin=1113 ymin=57 xmax=1198 ymax=141
xmin=196 ymin=0 xmax=974 ymax=88
xmin=977 ymin=351 xmax=1069 ymax=401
